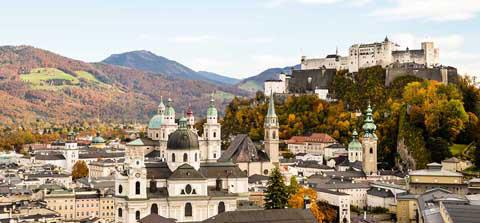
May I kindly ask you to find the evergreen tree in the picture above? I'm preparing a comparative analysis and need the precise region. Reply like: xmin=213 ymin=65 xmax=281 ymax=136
xmin=475 ymin=143 xmax=480 ymax=168
xmin=287 ymin=176 xmax=300 ymax=197
xmin=264 ymin=167 xmax=289 ymax=209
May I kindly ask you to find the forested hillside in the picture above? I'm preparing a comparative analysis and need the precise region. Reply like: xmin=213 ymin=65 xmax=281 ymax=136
xmin=222 ymin=66 xmax=480 ymax=169
xmin=0 ymin=45 xmax=248 ymax=126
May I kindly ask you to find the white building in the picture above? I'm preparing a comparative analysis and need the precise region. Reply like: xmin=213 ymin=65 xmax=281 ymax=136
xmin=316 ymin=188 xmax=351 ymax=223
xmin=301 ymin=37 xmax=440 ymax=73
xmin=286 ymin=133 xmax=337 ymax=156
xmin=264 ymin=73 xmax=289 ymax=95
xmin=114 ymin=95 xmax=250 ymax=223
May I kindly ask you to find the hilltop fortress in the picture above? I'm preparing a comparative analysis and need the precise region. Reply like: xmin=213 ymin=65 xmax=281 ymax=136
xmin=300 ymin=37 xmax=439 ymax=73
xmin=265 ymin=37 xmax=457 ymax=99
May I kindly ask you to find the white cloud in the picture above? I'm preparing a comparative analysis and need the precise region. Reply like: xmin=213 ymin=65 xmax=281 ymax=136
xmin=167 ymin=35 xmax=217 ymax=44
xmin=371 ymin=0 xmax=480 ymax=22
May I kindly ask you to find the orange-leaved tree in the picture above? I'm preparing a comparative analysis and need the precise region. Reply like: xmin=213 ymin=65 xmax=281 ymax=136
xmin=288 ymin=187 xmax=336 ymax=223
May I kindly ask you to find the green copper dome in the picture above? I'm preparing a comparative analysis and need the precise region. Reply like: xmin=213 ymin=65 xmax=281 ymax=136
xmin=207 ymin=93 xmax=217 ymax=117
xmin=167 ymin=117 xmax=199 ymax=150
xmin=362 ymin=103 xmax=377 ymax=139
xmin=148 ymin=114 xmax=164 ymax=129
xmin=92 ymin=135 xmax=105 ymax=144
xmin=348 ymin=130 xmax=362 ymax=151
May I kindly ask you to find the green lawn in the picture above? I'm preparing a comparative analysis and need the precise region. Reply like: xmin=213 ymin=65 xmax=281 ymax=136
xmin=20 ymin=68 xmax=106 ymax=90
xmin=450 ymin=144 xmax=468 ymax=156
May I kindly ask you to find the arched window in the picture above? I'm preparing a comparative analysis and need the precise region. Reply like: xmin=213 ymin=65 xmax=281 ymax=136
xmin=213 ymin=132 xmax=217 ymax=138
xmin=135 ymin=211 xmax=140 ymax=220
xmin=183 ymin=153 xmax=188 ymax=162
xmin=185 ymin=203 xmax=192 ymax=217
xmin=172 ymin=153 xmax=175 ymax=162
xmin=195 ymin=153 xmax=198 ymax=162
xmin=151 ymin=204 xmax=158 ymax=214
xmin=218 ymin=202 xmax=225 ymax=214
xmin=272 ymin=131 xmax=276 ymax=140
xmin=156 ymin=133 xmax=159 ymax=138
xmin=369 ymin=148 xmax=373 ymax=154
xmin=118 ymin=208 xmax=122 ymax=217
xmin=118 ymin=185 xmax=123 ymax=194
xmin=135 ymin=181 xmax=141 ymax=195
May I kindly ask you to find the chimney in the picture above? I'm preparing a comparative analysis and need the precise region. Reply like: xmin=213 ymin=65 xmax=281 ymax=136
xmin=303 ymin=195 xmax=311 ymax=209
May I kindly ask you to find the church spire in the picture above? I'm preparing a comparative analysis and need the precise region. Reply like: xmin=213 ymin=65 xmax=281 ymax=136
xmin=267 ymin=91 xmax=276 ymax=118
xmin=207 ymin=92 xmax=218 ymax=118
xmin=158 ymin=96 xmax=165 ymax=115
xmin=362 ymin=103 xmax=377 ymax=139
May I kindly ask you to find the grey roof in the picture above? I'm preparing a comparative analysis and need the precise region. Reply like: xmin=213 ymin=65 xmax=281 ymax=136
xmin=219 ymin=134 xmax=270 ymax=163
xmin=167 ymin=128 xmax=199 ymax=150
xmin=293 ymin=161 xmax=333 ymax=170
xmin=443 ymin=203 xmax=480 ymax=223
xmin=35 ymin=154 xmax=65 ymax=160
xmin=168 ymin=164 xmax=206 ymax=180
xmin=147 ymin=187 xmax=169 ymax=198
xmin=199 ymin=162 xmax=248 ymax=178
xmin=323 ymin=170 xmax=366 ymax=179
xmin=139 ymin=213 xmax=176 ymax=223
xmin=146 ymin=162 xmax=172 ymax=179
xmin=325 ymin=143 xmax=345 ymax=149
xmin=248 ymin=174 xmax=269 ymax=184
xmin=127 ymin=137 xmax=160 ymax=147
xmin=79 ymin=152 xmax=124 ymax=159
xmin=202 ymin=208 xmax=317 ymax=223
xmin=315 ymin=187 xmax=349 ymax=196
xmin=367 ymin=188 xmax=394 ymax=198
xmin=315 ymin=181 xmax=370 ymax=190
xmin=145 ymin=150 xmax=161 ymax=158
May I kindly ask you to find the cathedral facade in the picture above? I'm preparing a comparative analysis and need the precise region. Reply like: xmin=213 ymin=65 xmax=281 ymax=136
xmin=114 ymin=94 xmax=250 ymax=223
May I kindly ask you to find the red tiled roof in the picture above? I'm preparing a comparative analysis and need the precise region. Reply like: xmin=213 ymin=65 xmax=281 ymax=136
xmin=286 ymin=133 xmax=336 ymax=144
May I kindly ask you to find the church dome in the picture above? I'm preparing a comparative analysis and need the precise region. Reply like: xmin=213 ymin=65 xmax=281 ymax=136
xmin=348 ymin=130 xmax=362 ymax=151
xmin=92 ymin=135 xmax=105 ymax=144
xmin=167 ymin=118 xmax=199 ymax=150
xmin=148 ymin=114 xmax=164 ymax=129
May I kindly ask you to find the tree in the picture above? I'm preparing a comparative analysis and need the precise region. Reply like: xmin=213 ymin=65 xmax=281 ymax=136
xmin=72 ymin=160 xmax=89 ymax=180
xmin=287 ymin=176 xmax=300 ymax=197
xmin=264 ymin=167 xmax=289 ymax=209
xmin=288 ymin=187 xmax=337 ymax=223
xmin=426 ymin=137 xmax=451 ymax=163
xmin=475 ymin=143 xmax=480 ymax=168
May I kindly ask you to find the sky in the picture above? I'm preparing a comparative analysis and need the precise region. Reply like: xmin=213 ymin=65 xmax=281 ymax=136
xmin=0 ymin=0 xmax=479 ymax=79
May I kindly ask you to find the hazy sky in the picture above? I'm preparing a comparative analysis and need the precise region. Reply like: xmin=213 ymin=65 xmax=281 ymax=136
xmin=0 ymin=0 xmax=479 ymax=79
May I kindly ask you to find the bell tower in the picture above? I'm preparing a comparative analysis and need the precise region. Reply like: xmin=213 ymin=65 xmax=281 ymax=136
xmin=264 ymin=92 xmax=279 ymax=166
xmin=202 ymin=93 xmax=221 ymax=162
xmin=361 ymin=103 xmax=378 ymax=175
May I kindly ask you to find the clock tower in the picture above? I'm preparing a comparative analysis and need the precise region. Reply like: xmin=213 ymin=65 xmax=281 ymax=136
xmin=125 ymin=144 xmax=147 ymax=199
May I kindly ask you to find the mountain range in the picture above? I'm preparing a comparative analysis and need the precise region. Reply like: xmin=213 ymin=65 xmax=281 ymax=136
xmin=0 ymin=45 xmax=294 ymax=125
xmin=102 ymin=50 xmax=240 ymax=86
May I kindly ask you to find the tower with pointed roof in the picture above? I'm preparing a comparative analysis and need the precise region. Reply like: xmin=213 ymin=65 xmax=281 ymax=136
xmin=201 ymin=93 xmax=221 ymax=162
xmin=264 ymin=92 xmax=279 ymax=165
xmin=361 ymin=103 xmax=378 ymax=175
xmin=348 ymin=129 xmax=362 ymax=163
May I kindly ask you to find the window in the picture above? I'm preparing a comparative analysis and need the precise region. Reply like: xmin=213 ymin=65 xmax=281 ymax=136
xmin=185 ymin=184 xmax=192 ymax=194
xmin=151 ymin=204 xmax=158 ymax=214
xmin=213 ymin=153 xmax=216 ymax=158
xmin=369 ymin=148 xmax=373 ymax=154
xmin=195 ymin=153 xmax=198 ymax=161
xmin=118 ymin=208 xmax=122 ymax=217
xmin=135 ymin=181 xmax=141 ymax=195
xmin=135 ymin=211 xmax=140 ymax=220
xmin=172 ymin=153 xmax=175 ymax=162
xmin=183 ymin=153 xmax=188 ymax=162
xmin=185 ymin=203 xmax=192 ymax=217
xmin=118 ymin=185 xmax=123 ymax=194
xmin=272 ymin=131 xmax=276 ymax=139
xmin=213 ymin=132 xmax=217 ymax=138
xmin=218 ymin=202 xmax=225 ymax=214
xmin=264 ymin=169 xmax=269 ymax=175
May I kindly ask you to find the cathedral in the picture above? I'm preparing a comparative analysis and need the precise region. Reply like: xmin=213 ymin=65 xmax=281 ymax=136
xmin=114 ymin=94 xmax=278 ymax=222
